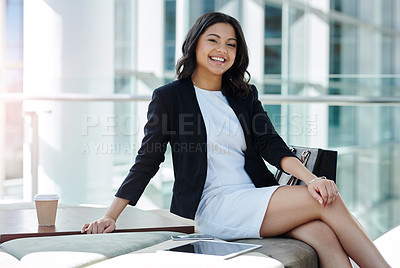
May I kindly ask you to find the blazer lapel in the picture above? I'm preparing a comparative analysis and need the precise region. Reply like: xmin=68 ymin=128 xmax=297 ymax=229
xmin=181 ymin=78 xmax=207 ymax=139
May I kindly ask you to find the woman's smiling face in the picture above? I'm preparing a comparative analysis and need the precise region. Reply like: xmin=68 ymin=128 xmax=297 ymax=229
xmin=194 ymin=23 xmax=237 ymax=79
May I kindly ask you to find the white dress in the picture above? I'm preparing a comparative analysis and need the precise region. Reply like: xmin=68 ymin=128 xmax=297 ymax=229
xmin=194 ymin=86 xmax=281 ymax=240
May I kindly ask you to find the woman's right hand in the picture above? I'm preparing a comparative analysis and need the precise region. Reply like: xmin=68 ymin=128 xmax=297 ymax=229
xmin=81 ymin=216 xmax=116 ymax=234
xmin=81 ymin=197 xmax=129 ymax=234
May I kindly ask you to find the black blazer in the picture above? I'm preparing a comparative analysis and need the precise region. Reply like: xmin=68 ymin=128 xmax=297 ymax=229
xmin=115 ymin=78 xmax=295 ymax=219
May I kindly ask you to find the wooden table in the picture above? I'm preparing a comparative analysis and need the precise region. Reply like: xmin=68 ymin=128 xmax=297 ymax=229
xmin=0 ymin=204 xmax=194 ymax=243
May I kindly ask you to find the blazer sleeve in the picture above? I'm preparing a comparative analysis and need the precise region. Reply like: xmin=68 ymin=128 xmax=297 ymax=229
xmin=250 ymin=85 xmax=295 ymax=170
xmin=115 ymin=89 xmax=170 ymax=206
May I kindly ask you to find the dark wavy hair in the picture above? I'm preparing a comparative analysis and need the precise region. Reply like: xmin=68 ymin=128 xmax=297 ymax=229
xmin=176 ymin=12 xmax=251 ymax=99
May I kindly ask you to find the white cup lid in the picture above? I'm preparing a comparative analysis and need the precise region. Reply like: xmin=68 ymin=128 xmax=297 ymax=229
xmin=34 ymin=194 xmax=59 ymax=201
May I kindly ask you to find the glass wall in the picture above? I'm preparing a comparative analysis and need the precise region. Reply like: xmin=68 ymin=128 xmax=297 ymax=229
xmin=1 ymin=0 xmax=400 ymax=239
xmin=1 ymin=0 xmax=24 ymax=199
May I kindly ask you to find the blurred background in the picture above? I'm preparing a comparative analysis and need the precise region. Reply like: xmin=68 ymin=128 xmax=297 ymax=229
xmin=0 ymin=0 xmax=399 ymax=240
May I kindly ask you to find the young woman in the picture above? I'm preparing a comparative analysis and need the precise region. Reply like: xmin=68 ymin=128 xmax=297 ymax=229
xmin=82 ymin=12 xmax=390 ymax=267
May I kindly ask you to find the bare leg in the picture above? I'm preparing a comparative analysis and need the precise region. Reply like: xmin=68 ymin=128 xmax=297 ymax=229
xmin=260 ymin=186 xmax=390 ymax=268
xmin=285 ymin=220 xmax=351 ymax=268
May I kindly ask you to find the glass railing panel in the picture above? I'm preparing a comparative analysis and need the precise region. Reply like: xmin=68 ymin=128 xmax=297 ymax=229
xmin=263 ymin=75 xmax=400 ymax=98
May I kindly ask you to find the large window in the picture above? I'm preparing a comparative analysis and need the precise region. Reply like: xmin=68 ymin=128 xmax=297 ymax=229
xmin=328 ymin=21 xmax=357 ymax=147
xmin=263 ymin=4 xmax=283 ymax=132
xmin=264 ymin=4 xmax=282 ymax=76
xmin=330 ymin=0 xmax=358 ymax=17
xmin=262 ymin=0 xmax=400 ymax=238
xmin=164 ymin=0 xmax=176 ymax=71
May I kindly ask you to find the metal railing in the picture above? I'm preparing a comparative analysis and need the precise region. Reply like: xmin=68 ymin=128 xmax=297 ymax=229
xmin=2 ymin=92 xmax=400 ymax=105
xmin=1 ymin=92 xmax=400 ymax=201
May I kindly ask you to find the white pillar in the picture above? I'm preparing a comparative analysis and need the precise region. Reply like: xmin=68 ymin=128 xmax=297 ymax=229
xmin=175 ymin=0 xmax=190 ymax=64
xmin=306 ymin=0 xmax=329 ymax=148
xmin=288 ymin=0 xmax=329 ymax=147
xmin=133 ymin=0 xmax=165 ymax=209
xmin=242 ymin=0 xmax=264 ymax=88
xmin=135 ymin=0 xmax=164 ymax=142
xmin=24 ymin=0 xmax=115 ymax=205
xmin=134 ymin=0 xmax=164 ymax=152
xmin=0 ymin=0 xmax=6 ymax=199
xmin=137 ymin=0 xmax=164 ymax=82
xmin=287 ymin=5 xmax=307 ymax=145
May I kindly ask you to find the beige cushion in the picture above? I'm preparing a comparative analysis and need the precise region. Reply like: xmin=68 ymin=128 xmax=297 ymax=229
xmin=232 ymin=237 xmax=318 ymax=268
xmin=0 ymin=231 xmax=181 ymax=260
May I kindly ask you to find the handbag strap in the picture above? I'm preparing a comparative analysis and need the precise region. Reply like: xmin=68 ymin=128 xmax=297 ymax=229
xmin=277 ymin=148 xmax=311 ymax=185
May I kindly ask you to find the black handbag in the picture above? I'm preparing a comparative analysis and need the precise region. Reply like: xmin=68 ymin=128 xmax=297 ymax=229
xmin=275 ymin=146 xmax=338 ymax=185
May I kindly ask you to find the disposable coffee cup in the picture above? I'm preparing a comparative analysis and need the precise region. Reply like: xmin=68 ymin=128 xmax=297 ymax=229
xmin=34 ymin=194 xmax=59 ymax=226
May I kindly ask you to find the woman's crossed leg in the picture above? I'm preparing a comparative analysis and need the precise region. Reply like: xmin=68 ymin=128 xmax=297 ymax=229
xmin=260 ymin=185 xmax=390 ymax=268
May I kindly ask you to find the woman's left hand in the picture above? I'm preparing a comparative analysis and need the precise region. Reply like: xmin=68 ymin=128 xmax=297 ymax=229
xmin=307 ymin=178 xmax=339 ymax=207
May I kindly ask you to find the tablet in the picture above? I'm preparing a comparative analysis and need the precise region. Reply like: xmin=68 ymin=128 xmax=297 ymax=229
xmin=163 ymin=240 xmax=262 ymax=259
